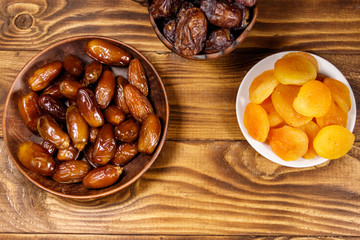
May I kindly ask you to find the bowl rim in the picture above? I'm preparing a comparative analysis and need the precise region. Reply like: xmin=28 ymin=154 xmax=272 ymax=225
xmin=3 ymin=35 xmax=170 ymax=200
xmin=235 ymin=51 xmax=357 ymax=168
xmin=148 ymin=3 xmax=258 ymax=60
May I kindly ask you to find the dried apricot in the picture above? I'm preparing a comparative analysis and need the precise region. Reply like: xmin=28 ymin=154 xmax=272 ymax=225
xmin=243 ymin=102 xmax=269 ymax=142
xmin=316 ymin=100 xmax=348 ymax=128
xmin=274 ymin=55 xmax=317 ymax=85
xmin=269 ymin=125 xmax=309 ymax=161
xmin=313 ymin=125 xmax=354 ymax=159
xmin=323 ymin=78 xmax=351 ymax=113
xmin=249 ymin=70 xmax=279 ymax=104
xmin=282 ymin=52 xmax=319 ymax=72
xmin=271 ymin=84 xmax=312 ymax=127
xmin=260 ymin=97 xmax=283 ymax=127
xmin=297 ymin=121 xmax=320 ymax=159
xmin=293 ymin=80 xmax=331 ymax=117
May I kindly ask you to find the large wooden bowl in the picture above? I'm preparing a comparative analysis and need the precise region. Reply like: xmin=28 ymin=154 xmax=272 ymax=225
xmin=3 ymin=36 xmax=169 ymax=200
xmin=148 ymin=2 xmax=258 ymax=60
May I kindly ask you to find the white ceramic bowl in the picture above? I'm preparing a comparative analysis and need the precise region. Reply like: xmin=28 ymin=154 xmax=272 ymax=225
xmin=236 ymin=51 xmax=356 ymax=168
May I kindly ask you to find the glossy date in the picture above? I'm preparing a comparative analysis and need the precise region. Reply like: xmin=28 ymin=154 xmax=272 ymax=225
xmin=18 ymin=91 xmax=43 ymax=133
xmin=17 ymin=141 xmax=56 ymax=176
xmin=77 ymin=87 xmax=105 ymax=127
xmin=82 ymin=165 xmax=123 ymax=189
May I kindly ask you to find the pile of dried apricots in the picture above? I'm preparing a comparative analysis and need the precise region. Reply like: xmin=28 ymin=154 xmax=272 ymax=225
xmin=244 ymin=52 xmax=354 ymax=161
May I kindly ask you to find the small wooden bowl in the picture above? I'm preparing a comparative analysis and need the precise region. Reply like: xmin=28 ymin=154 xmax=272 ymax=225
xmin=3 ymin=36 xmax=169 ymax=200
xmin=148 ymin=3 xmax=258 ymax=60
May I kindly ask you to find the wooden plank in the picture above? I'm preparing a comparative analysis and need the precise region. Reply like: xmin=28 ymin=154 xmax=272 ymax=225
xmin=1 ymin=139 xmax=360 ymax=235
xmin=0 ymin=234 xmax=356 ymax=240
xmin=0 ymin=0 xmax=359 ymax=52
xmin=1 ymin=51 xmax=359 ymax=139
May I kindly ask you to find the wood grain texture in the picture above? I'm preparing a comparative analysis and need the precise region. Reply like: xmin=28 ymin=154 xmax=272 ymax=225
xmin=0 ymin=235 xmax=356 ymax=240
xmin=1 ymin=0 xmax=360 ymax=238
xmin=1 ymin=139 xmax=360 ymax=235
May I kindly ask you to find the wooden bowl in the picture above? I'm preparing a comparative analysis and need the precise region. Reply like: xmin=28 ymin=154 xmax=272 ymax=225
xmin=3 ymin=36 xmax=169 ymax=200
xmin=148 ymin=2 xmax=258 ymax=60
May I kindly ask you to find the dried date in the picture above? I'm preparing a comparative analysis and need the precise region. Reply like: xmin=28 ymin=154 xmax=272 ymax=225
xmin=52 ymin=160 xmax=91 ymax=183
xmin=95 ymin=70 xmax=116 ymax=109
xmin=28 ymin=61 xmax=63 ymax=91
xmin=63 ymin=54 xmax=84 ymax=77
xmin=17 ymin=141 xmax=56 ymax=176
xmin=18 ymin=91 xmax=43 ymax=133
xmin=37 ymin=114 xmax=71 ymax=149
xmin=82 ymin=165 xmax=123 ymax=189
xmin=174 ymin=7 xmax=207 ymax=56
xmin=91 ymin=123 xmax=116 ymax=166
xmin=200 ymin=0 xmax=242 ymax=28
xmin=38 ymin=94 xmax=67 ymax=122
xmin=77 ymin=87 xmax=105 ymax=127
xmin=150 ymin=0 xmax=182 ymax=20
xmin=85 ymin=39 xmax=131 ymax=66
xmin=128 ymin=58 xmax=149 ymax=97
xmin=205 ymin=28 xmax=234 ymax=54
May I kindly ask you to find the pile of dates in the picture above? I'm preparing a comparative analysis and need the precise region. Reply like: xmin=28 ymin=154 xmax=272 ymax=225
xmin=17 ymin=39 xmax=161 ymax=189
xmin=149 ymin=0 xmax=256 ymax=56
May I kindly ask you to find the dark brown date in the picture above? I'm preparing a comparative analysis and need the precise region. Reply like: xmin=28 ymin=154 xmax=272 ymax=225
xmin=128 ymin=58 xmax=149 ymax=97
xmin=111 ymin=142 xmax=138 ymax=166
xmin=114 ymin=76 xmax=130 ymax=115
xmin=89 ymin=127 xmax=99 ymax=144
xmin=200 ymin=0 xmax=242 ymax=28
xmin=85 ymin=39 xmax=131 ymax=66
xmin=28 ymin=61 xmax=63 ymax=91
xmin=42 ymin=83 xmax=63 ymax=99
xmin=41 ymin=140 xmax=57 ymax=155
xmin=17 ymin=141 xmax=56 ymax=176
xmin=82 ymin=164 xmax=123 ymax=189
xmin=37 ymin=114 xmax=71 ymax=149
xmin=174 ymin=7 xmax=207 ymax=56
xmin=104 ymin=105 xmax=126 ymax=126
xmin=59 ymin=79 xmax=83 ymax=100
xmin=38 ymin=94 xmax=67 ymax=122
xmin=66 ymin=105 xmax=89 ymax=151
xmin=205 ymin=28 xmax=234 ymax=53
xmin=95 ymin=70 xmax=115 ymax=109
xmin=163 ymin=19 xmax=177 ymax=44
xmin=91 ymin=123 xmax=116 ymax=166
xmin=63 ymin=54 xmax=84 ymax=77
xmin=18 ymin=91 xmax=43 ymax=133
xmin=114 ymin=118 xmax=140 ymax=143
xmin=77 ymin=87 xmax=105 ymax=127
xmin=52 ymin=160 xmax=91 ymax=183
xmin=57 ymin=143 xmax=80 ymax=161
xmin=124 ymin=84 xmax=154 ymax=122
xmin=149 ymin=0 xmax=182 ymax=20
xmin=138 ymin=114 xmax=161 ymax=154
xmin=82 ymin=61 xmax=103 ymax=86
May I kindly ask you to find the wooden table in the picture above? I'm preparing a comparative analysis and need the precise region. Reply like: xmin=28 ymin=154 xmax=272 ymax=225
xmin=0 ymin=0 xmax=360 ymax=239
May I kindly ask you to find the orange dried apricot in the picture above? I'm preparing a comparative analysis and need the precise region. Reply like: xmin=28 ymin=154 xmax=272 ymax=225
xmin=271 ymin=84 xmax=312 ymax=127
xmin=249 ymin=69 xmax=279 ymax=104
xmin=313 ymin=125 xmax=354 ymax=159
xmin=293 ymin=80 xmax=332 ymax=117
xmin=269 ymin=125 xmax=309 ymax=161
xmin=260 ymin=96 xmax=284 ymax=127
xmin=274 ymin=55 xmax=317 ymax=85
xmin=323 ymin=78 xmax=351 ymax=113
xmin=297 ymin=121 xmax=320 ymax=159
xmin=282 ymin=52 xmax=319 ymax=72
xmin=316 ymin=100 xmax=348 ymax=128
xmin=243 ymin=102 xmax=269 ymax=142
